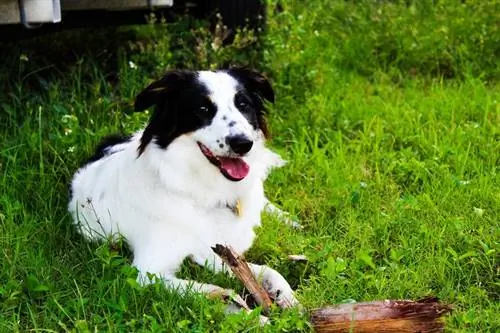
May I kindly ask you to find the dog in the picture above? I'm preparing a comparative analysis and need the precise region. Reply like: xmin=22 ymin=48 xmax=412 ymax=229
xmin=68 ymin=67 xmax=299 ymax=309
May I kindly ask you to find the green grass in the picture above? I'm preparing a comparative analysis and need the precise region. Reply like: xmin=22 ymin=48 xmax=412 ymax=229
xmin=1 ymin=0 xmax=499 ymax=331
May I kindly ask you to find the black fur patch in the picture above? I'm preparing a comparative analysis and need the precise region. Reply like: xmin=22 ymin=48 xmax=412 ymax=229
xmin=85 ymin=134 xmax=131 ymax=164
xmin=226 ymin=67 xmax=274 ymax=138
xmin=135 ymin=70 xmax=217 ymax=155
xmin=233 ymin=89 xmax=260 ymax=131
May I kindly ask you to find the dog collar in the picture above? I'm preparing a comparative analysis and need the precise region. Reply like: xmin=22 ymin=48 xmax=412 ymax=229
xmin=226 ymin=199 xmax=242 ymax=217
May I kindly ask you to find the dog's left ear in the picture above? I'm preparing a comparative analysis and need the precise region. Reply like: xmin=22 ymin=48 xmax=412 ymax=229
xmin=227 ymin=67 xmax=275 ymax=104
xmin=134 ymin=70 xmax=193 ymax=155
xmin=134 ymin=70 xmax=190 ymax=112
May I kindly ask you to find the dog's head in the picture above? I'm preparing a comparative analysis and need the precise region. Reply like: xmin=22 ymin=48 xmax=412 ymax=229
xmin=134 ymin=67 xmax=275 ymax=182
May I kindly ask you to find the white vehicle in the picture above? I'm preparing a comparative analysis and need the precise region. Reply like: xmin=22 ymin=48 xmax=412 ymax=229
xmin=0 ymin=0 xmax=265 ymax=39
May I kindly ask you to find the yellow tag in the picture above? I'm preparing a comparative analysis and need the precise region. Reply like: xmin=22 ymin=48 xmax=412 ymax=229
xmin=234 ymin=200 xmax=242 ymax=217
xmin=226 ymin=199 xmax=242 ymax=217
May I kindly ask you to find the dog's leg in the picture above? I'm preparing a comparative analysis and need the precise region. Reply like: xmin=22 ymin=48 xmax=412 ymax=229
xmin=136 ymin=270 xmax=230 ymax=295
xmin=132 ymin=244 xmax=236 ymax=299
xmin=138 ymin=268 xmax=271 ymax=322
xmin=263 ymin=198 xmax=302 ymax=229
xmin=247 ymin=263 xmax=300 ymax=309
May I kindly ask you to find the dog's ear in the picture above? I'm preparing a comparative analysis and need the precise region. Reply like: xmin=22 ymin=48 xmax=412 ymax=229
xmin=135 ymin=70 xmax=194 ymax=155
xmin=227 ymin=67 xmax=275 ymax=104
xmin=134 ymin=70 xmax=191 ymax=112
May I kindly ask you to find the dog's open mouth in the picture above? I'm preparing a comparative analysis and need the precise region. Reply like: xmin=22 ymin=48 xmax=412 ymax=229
xmin=197 ymin=142 xmax=249 ymax=181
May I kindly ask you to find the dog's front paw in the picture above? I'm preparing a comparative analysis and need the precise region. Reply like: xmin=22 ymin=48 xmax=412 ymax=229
xmin=274 ymin=288 xmax=300 ymax=309
xmin=262 ymin=275 xmax=300 ymax=309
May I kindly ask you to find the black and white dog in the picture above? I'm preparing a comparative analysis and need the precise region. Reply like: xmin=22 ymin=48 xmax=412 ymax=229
xmin=68 ymin=68 xmax=299 ymax=308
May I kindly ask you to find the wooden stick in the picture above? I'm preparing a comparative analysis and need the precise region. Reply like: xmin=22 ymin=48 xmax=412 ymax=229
xmin=212 ymin=244 xmax=273 ymax=314
xmin=310 ymin=297 xmax=453 ymax=333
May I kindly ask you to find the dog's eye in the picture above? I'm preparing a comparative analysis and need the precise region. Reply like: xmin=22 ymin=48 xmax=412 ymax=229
xmin=199 ymin=106 xmax=209 ymax=113
xmin=237 ymin=100 xmax=248 ymax=108
xmin=235 ymin=93 xmax=252 ymax=110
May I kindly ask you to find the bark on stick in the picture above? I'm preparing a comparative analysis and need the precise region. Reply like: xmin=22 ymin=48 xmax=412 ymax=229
xmin=212 ymin=244 xmax=273 ymax=314
xmin=310 ymin=297 xmax=452 ymax=333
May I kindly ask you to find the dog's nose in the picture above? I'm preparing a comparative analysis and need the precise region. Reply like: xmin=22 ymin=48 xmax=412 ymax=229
xmin=226 ymin=135 xmax=253 ymax=155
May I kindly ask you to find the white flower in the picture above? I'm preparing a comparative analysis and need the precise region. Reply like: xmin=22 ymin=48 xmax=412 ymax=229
xmin=128 ymin=61 xmax=137 ymax=69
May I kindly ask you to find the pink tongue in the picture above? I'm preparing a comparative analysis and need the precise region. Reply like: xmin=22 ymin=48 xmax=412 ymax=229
xmin=219 ymin=157 xmax=250 ymax=180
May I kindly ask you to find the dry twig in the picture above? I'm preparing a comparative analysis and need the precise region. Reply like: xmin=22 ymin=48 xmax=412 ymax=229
xmin=212 ymin=244 xmax=273 ymax=314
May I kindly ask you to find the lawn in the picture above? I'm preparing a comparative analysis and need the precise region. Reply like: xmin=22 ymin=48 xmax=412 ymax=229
xmin=0 ymin=0 xmax=498 ymax=332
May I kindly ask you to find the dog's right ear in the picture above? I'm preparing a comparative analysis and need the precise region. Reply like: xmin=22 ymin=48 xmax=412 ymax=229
xmin=134 ymin=70 xmax=191 ymax=112
xmin=226 ymin=66 xmax=275 ymax=104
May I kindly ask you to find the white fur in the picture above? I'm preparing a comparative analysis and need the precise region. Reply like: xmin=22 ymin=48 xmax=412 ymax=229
xmin=68 ymin=71 xmax=299 ymax=309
